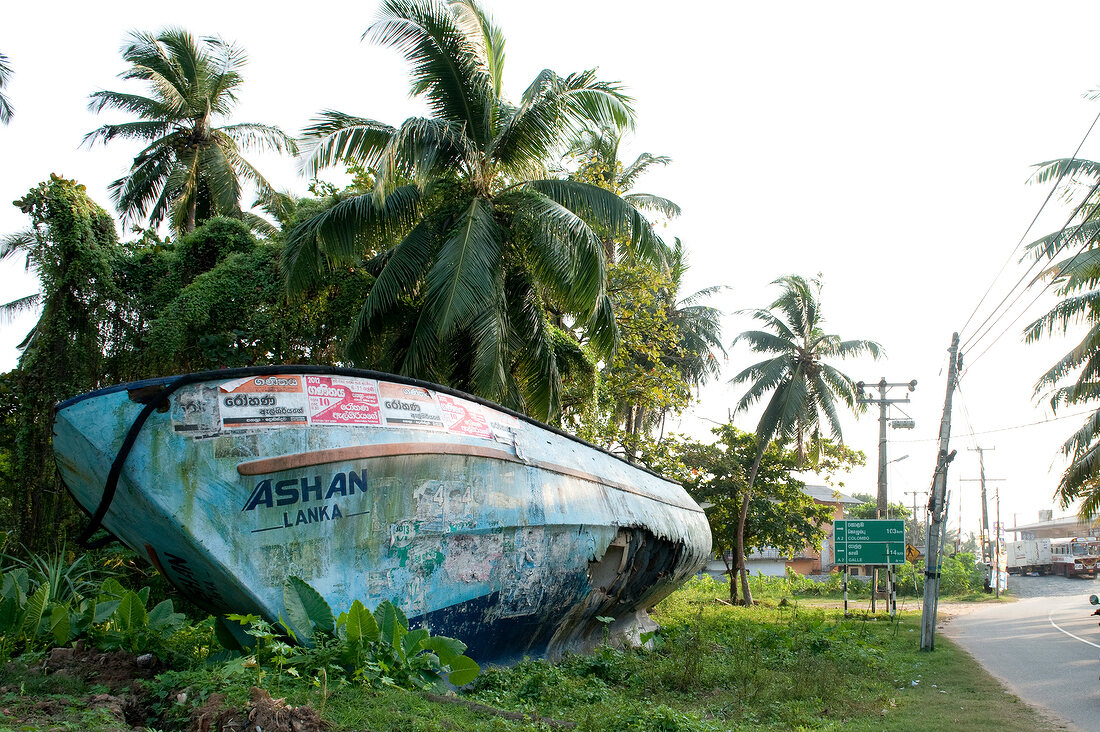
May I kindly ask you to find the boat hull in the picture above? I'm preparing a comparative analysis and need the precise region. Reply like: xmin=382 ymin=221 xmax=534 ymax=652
xmin=53 ymin=368 xmax=710 ymax=664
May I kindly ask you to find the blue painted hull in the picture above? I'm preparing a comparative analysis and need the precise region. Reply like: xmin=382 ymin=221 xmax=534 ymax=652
xmin=52 ymin=367 xmax=710 ymax=663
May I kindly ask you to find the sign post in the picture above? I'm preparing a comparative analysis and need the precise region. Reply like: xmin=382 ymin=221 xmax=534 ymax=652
xmin=834 ymin=519 xmax=906 ymax=616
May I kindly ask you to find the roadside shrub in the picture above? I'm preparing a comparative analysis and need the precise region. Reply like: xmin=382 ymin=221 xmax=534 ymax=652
xmin=2 ymin=545 xmax=107 ymax=605
xmin=585 ymin=703 xmax=721 ymax=732
xmin=714 ymin=552 xmax=995 ymax=602
xmin=0 ymin=550 xmax=196 ymax=661
xmin=226 ymin=576 xmax=480 ymax=693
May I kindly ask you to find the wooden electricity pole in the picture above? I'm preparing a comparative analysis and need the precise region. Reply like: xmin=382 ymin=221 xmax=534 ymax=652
xmin=904 ymin=489 xmax=927 ymax=546
xmin=961 ymin=447 xmax=1004 ymax=595
xmin=921 ymin=334 xmax=961 ymax=651
xmin=857 ymin=378 xmax=917 ymax=613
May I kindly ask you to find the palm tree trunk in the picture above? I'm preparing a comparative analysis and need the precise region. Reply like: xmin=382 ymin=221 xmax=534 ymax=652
xmin=602 ymin=236 xmax=616 ymax=267
xmin=632 ymin=406 xmax=646 ymax=439
xmin=184 ymin=197 xmax=197 ymax=234
xmin=736 ymin=448 xmax=766 ymax=606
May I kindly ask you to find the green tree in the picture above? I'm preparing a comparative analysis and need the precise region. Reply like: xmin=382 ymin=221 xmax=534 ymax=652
xmin=664 ymin=242 xmax=725 ymax=396
xmin=1 ymin=180 xmax=371 ymax=549
xmin=1022 ymin=158 xmax=1100 ymax=519
xmin=560 ymin=126 xmax=722 ymax=453
xmin=0 ymin=52 xmax=13 ymax=124
xmin=676 ymin=424 xmax=841 ymax=603
xmin=729 ymin=274 xmax=882 ymax=604
xmin=84 ymin=28 xmax=297 ymax=234
xmin=577 ymin=242 xmax=724 ymax=460
xmin=0 ymin=175 xmax=123 ymax=549
xmin=564 ymin=125 xmax=680 ymax=265
xmin=284 ymin=0 xmax=660 ymax=421
xmin=846 ymin=492 xmax=910 ymax=521
xmin=134 ymin=218 xmax=373 ymax=374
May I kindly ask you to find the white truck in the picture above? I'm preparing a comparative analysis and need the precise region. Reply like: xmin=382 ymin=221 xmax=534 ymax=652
xmin=1005 ymin=538 xmax=1052 ymax=575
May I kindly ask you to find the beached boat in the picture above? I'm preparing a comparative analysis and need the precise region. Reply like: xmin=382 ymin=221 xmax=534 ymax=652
xmin=53 ymin=366 xmax=711 ymax=664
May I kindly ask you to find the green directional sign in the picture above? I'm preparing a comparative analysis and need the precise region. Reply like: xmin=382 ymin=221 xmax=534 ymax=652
xmin=834 ymin=519 xmax=905 ymax=565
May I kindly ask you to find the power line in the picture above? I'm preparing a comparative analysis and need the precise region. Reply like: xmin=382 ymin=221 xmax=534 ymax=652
xmin=959 ymin=106 xmax=1100 ymax=345
xmin=890 ymin=408 xmax=1094 ymax=443
xmin=954 ymin=382 xmax=982 ymax=453
xmin=961 ymin=176 xmax=1100 ymax=360
xmin=961 ymin=188 xmax=1100 ymax=376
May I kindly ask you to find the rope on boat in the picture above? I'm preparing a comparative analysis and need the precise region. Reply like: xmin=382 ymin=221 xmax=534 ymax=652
xmin=76 ymin=373 xmax=206 ymax=548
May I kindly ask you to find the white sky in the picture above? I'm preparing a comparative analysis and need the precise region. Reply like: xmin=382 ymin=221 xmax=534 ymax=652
xmin=3 ymin=1 xmax=1100 ymax=538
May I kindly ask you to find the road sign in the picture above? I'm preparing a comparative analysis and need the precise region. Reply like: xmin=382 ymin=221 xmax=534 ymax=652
xmin=834 ymin=519 xmax=906 ymax=565
xmin=905 ymin=543 xmax=923 ymax=564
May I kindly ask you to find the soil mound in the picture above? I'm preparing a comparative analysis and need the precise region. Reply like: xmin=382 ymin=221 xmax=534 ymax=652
xmin=192 ymin=687 xmax=328 ymax=732
xmin=44 ymin=643 xmax=162 ymax=689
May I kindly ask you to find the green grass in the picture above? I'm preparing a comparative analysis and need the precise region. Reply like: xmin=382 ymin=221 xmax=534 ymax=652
xmin=0 ymin=657 xmax=133 ymax=732
xmin=185 ymin=575 xmax=1052 ymax=731
xmin=0 ymin=575 xmax=1055 ymax=731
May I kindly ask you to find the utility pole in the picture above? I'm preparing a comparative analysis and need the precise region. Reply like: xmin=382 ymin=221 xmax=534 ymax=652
xmin=962 ymin=446 xmax=1004 ymax=593
xmin=904 ymin=490 xmax=927 ymax=547
xmin=956 ymin=478 xmax=963 ymax=553
xmin=857 ymin=378 xmax=917 ymax=613
xmin=857 ymin=378 xmax=918 ymax=517
xmin=921 ymin=334 xmax=961 ymax=651
xmin=994 ymin=486 xmax=1003 ymax=598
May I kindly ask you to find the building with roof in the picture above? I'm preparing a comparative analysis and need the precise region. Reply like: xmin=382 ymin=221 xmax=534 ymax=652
xmin=1007 ymin=511 xmax=1100 ymax=540
xmin=707 ymin=484 xmax=865 ymax=578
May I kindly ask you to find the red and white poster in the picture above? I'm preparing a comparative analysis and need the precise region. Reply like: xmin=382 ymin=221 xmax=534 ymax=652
xmin=438 ymin=394 xmax=492 ymax=439
xmin=218 ymin=375 xmax=308 ymax=428
xmin=304 ymin=375 xmax=382 ymax=426
xmin=378 ymin=381 xmax=445 ymax=430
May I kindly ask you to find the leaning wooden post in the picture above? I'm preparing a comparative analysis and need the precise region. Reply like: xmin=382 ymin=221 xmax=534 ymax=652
xmin=920 ymin=334 xmax=961 ymax=650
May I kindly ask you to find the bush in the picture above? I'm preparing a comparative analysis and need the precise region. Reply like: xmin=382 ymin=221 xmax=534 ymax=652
xmin=698 ymin=551 xmax=995 ymax=602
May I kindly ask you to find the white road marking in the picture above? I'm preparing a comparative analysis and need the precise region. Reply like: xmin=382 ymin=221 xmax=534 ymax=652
xmin=1047 ymin=608 xmax=1100 ymax=649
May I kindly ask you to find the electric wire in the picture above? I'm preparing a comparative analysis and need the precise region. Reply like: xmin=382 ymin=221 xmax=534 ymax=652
xmin=890 ymin=407 xmax=1095 ymax=443
xmin=959 ymin=106 xmax=1100 ymax=346
xmin=954 ymin=382 xmax=982 ymax=454
xmin=962 ymin=191 xmax=1100 ymax=377
xmin=960 ymin=177 xmax=1100 ymax=362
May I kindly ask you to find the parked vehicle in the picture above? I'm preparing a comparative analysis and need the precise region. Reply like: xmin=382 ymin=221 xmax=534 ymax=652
xmin=1051 ymin=537 xmax=1100 ymax=578
xmin=1006 ymin=538 xmax=1052 ymax=575
xmin=52 ymin=366 xmax=711 ymax=664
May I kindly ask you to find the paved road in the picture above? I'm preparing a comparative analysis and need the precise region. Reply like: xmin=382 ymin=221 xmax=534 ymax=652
xmin=943 ymin=575 xmax=1100 ymax=731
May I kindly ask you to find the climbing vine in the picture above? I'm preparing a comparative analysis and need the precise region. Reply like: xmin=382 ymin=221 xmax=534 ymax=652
xmin=4 ymin=175 xmax=122 ymax=548
xmin=1 ymin=178 xmax=371 ymax=550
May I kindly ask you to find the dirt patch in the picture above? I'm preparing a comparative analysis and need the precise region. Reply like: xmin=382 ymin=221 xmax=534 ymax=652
xmin=192 ymin=687 xmax=328 ymax=732
xmin=0 ymin=691 xmax=134 ymax=731
xmin=43 ymin=643 xmax=162 ymax=690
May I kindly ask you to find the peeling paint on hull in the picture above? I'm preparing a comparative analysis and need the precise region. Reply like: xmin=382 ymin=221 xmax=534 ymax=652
xmin=52 ymin=367 xmax=711 ymax=664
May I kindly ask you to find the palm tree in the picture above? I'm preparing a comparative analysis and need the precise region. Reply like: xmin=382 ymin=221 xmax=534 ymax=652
xmin=607 ymin=241 xmax=725 ymax=444
xmin=0 ymin=52 xmax=13 ymax=124
xmin=84 ymin=29 xmax=297 ymax=234
xmin=664 ymin=241 xmax=725 ymax=392
xmin=284 ymin=0 xmax=663 ymax=420
xmin=729 ymin=274 xmax=882 ymax=604
xmin=1024 ymin=187 xmax=1100 ymax=518
xmin=1 ymin=231 xmax=41 ymax=346
xmin=565 ymin=125 xmax=680 ymax=265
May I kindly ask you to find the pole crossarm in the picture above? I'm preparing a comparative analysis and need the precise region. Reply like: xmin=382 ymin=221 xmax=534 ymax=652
xmin=857 ymin=378 xmax=918 ymax=522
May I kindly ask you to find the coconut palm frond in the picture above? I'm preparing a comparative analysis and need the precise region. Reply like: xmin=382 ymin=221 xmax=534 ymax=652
xmin=88 ymin=29 xmax=295 ymax=234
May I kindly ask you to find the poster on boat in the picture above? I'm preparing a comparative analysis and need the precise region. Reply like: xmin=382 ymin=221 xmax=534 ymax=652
xmin=304 ymin=375 xmax=383 ymax=426
xmin=217 ymin=375 xmax=309 ymax=428
xmin=378 ymin=381 xmax=445 ymax=430
xmin=437 ymin=394 xmax=492 ymax=439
